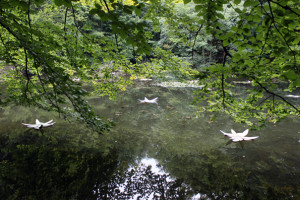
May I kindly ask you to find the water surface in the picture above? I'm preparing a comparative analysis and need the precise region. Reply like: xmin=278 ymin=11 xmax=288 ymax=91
xmin=0 ymin=84 xmax=300 ymax=199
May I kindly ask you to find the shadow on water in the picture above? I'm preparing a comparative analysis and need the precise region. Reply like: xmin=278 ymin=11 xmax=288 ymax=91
xmin=0 ymin=85 xmax=300 ymax=199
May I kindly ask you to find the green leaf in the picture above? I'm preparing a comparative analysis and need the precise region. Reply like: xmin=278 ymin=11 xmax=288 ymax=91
xmin=234 ymin=0 xmax=241 ymax=4
xmin=252 ymin=15 xmax=261 ymax=22
xmin=223 ymin=39 xmax=229 ymax=47
xmin=89 ymin=9 xmax=98 ymax=15
xmin=244 ymin=0 xmax=253 ymax=7
xmin=53 ymin=0 xmax=63 ymax=6
xmin=294 ymin=79 xmax=300 ymax=87
xmin=234 ymin=8 xmax=242 ymax=13
xmin=195 ymin=5 xmax=202 ymax=11
xmin=283 ymin=70 xmax=298 ymax=80
xmin=123 ymin=5 xmax=132 ymax=14
xmin=278 ymin=47 xmax=288 ymax=53
xmin=184 ymin=0 xmax=191 ymax=4
xmin=275 ymin=9 xmax=284 ymax=17
xmin=216 ymin=13 xmax=224 ymax=19
xmin=134 ymin=8 xmax=142 ymax=16
xmin=193 ymin=0 xmax=202 ymax=4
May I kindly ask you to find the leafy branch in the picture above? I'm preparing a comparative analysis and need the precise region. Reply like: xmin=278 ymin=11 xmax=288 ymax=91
xmin=0 ymin=8 xmax=110 ymax=132
xmin=266 ymin=0 xmax=297 ymax=66
xmin=253 ymin=78 xmax=300 ymax=114
xmin=268 ymin=0 xmax=300 ymax=17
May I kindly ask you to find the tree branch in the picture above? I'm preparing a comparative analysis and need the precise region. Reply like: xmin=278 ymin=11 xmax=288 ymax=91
xmin=269 ymin=0 xmax=300 ymax=17
xmin=64 ymin=7 xmax=68 ymax=37
xmin=267 ymin=0 xmax=297 ymax=67
xmin=102 ymin=0 xmax=110 ymax=12
xmin=71 ymin=3 xmax=79 ymax=46
xmin=259 ymin=21 xmax=272 ymax=58
xmin=27 ymin=0 xmax=32 ymax=30
xmin=192 ymin=24 xmax=203 ymax=61
xmin=24 ymin=48 xmax=30 ymax=98
xmin=254 ymin=79 xmax=300 ymax=113
xmin=221 ymin=52 xmax=226 ymax=111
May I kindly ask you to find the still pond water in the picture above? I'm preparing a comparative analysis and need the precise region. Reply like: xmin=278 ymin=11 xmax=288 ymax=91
xmin=0 ymin=83 xmax=300 ymax=199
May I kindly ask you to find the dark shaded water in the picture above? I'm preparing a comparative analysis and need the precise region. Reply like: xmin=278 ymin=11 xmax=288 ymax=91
xmin=0 ymin=84 xmax=300 ymax=199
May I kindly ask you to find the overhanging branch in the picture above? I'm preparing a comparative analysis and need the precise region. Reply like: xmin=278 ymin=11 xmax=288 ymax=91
xmin=269 ymin=0 xmax=300 ymax=17
xmin=254 ymin=79 xmax=300 ymax=114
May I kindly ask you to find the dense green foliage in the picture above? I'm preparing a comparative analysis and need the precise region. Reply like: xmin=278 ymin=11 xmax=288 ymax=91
xmin=189 ymin=0 xmax=300 ymax=127
xmin=0 ymin=0 xmax=299 ymax=130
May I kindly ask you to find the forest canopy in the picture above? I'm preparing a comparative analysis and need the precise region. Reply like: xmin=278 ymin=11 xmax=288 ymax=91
xmin=0 ymin=0 xmax=299 ymax=131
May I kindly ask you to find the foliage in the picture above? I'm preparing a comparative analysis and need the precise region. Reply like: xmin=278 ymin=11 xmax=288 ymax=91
xmin=187 ymin=0 xmax=300 ymax=128
xmin=0 ymin=0 xmax=112 ymax=132
xmin=140 ymin=0 xmax=300 ymax=127
xmin=0 ymin=0 xmax=187 ymax=131
xmin=0 ymin=0 xmax=299 ymax=130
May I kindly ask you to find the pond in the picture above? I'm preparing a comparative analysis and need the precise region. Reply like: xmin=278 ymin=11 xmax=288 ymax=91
xmin=0 ymin=82 xmax=300 ymax=199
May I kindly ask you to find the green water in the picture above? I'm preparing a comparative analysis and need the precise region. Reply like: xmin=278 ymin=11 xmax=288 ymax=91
xmin=0 ymin=84 xmax=300 ymax=199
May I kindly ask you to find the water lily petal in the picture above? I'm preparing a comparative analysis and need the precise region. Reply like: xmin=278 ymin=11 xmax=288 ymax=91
xmin=239 ymin=129 xmax=249 ymax=137
xmin=243 ymin=136 xmax=259 ymax=141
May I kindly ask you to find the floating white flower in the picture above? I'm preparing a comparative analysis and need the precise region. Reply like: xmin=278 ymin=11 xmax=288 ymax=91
xmin=220 ymin=129 xmax=259 ymax=142
xmin=22 ymin=119 xmax=55 ymax=130
xmin=138 ymin=97 xmax=158 ymax=104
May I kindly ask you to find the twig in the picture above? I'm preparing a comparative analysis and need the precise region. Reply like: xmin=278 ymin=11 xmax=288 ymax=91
xmin=35 ymin=65 xmax=60 ymax=111
xmin=71 ymin=3 xmax=79 ymax=48
xmin=27 ymin=0 xmax=32 ymax=29
xmin=267 ymin=0 xmax=296 ymax=67
xmin=24 ymin=48 xmax=30 ymax=98
xmin=258 ymin=94 xmax=273 ymax=106
xmin=221 ymin=52 xmax=226 ymax=111
xmin=254 ymin=79 xmax=300 ymax=113
xmin=259 ymin=21 xmax=272 ymax=58
xmin=192 ymin=24 xmax=203 ymax=61
xmin=102 ymin=0 xmax=120 ymax=49
xmin=64 ymin=7 xmax=68 ymax=39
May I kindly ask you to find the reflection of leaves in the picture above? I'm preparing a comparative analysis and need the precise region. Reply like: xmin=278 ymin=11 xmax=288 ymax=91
xmin=95 ymin=165 xmax=194 ymax=199
xmin=2 ymin=85 xmax=300 ymax=199
xmin=0 ymin=134 xmax=119 ymax=200
xmin=0 ymin=130 xmax=194 ymax=199
xmin=153 ymin=147 xmax=300 ymax=199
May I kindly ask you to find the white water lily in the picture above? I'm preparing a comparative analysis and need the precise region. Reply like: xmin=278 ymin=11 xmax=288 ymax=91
xmin=138 ymin=97 xmax=158 ymax=104
xmin=22 ymin=119 xmax=55 ymax=130
xmin=220 ymin=129 xmax=259 ymax=142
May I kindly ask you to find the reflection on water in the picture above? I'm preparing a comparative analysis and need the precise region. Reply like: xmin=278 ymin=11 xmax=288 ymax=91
xmin=0 ymin=84 xmax=300 ymax=199
xmin=94 ymin=156 xmax=193 ymax=199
